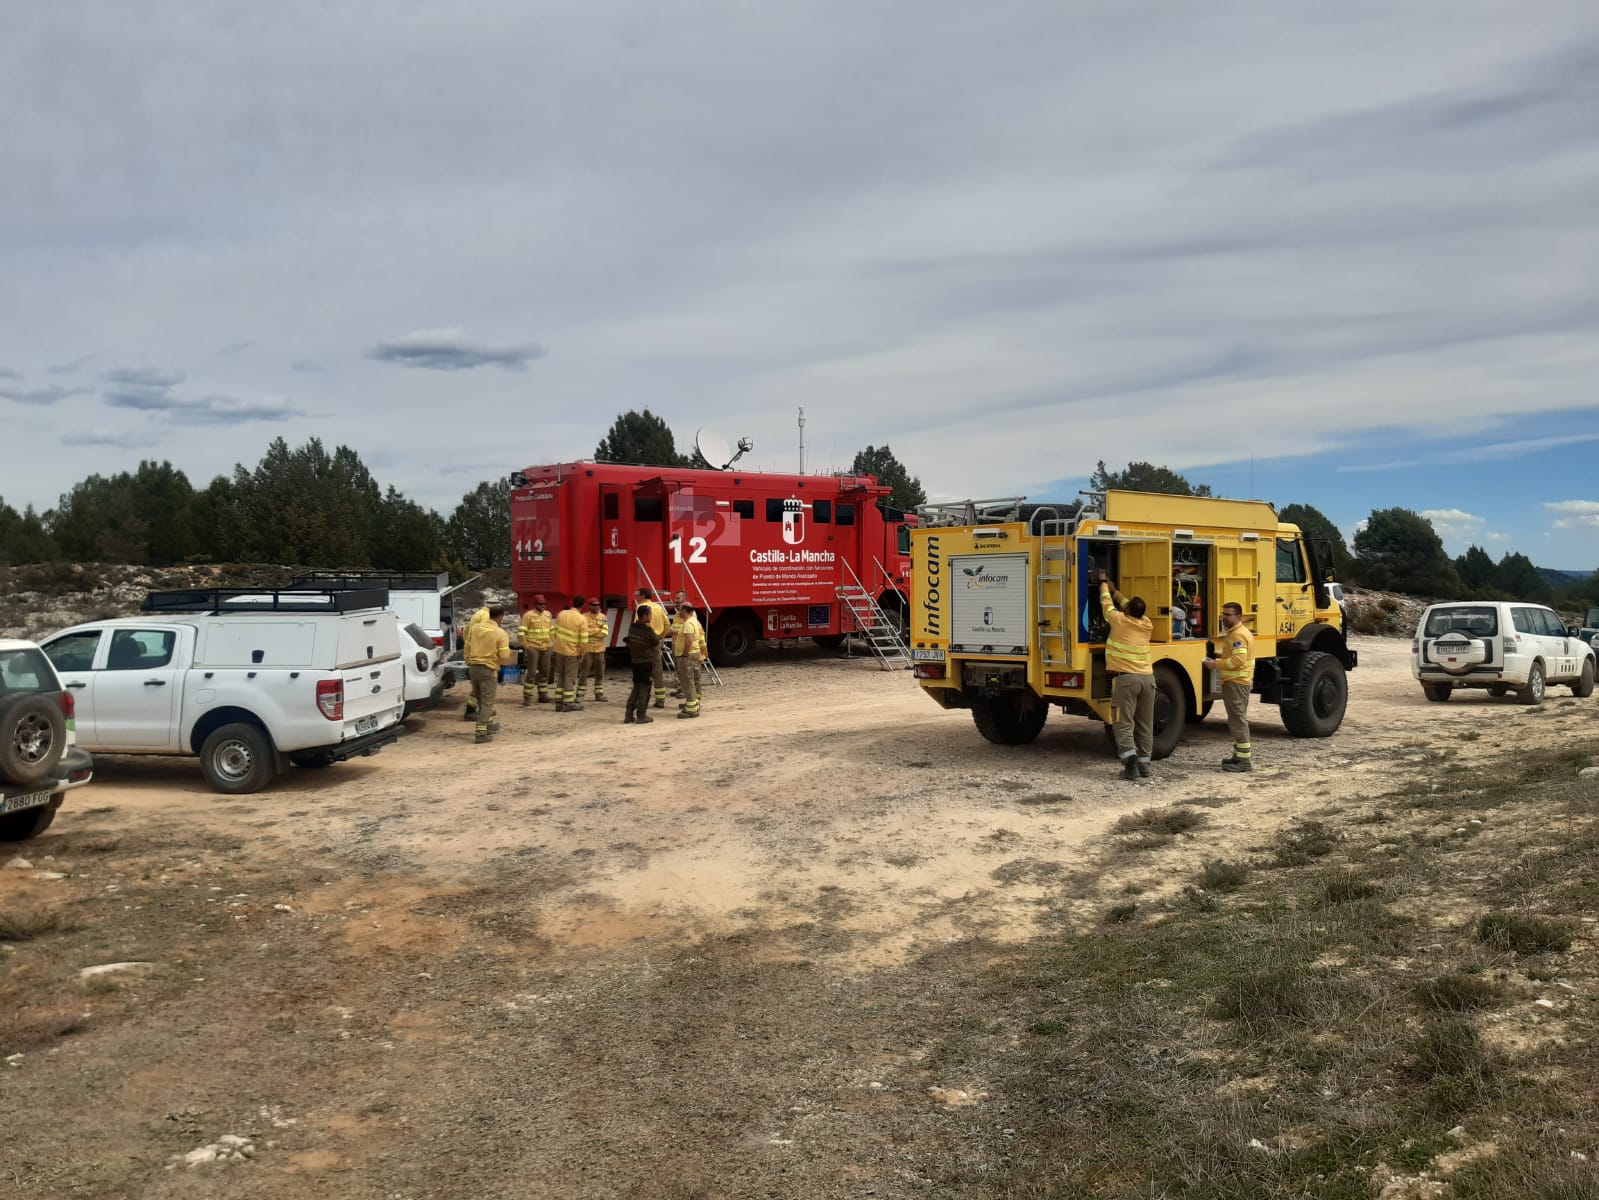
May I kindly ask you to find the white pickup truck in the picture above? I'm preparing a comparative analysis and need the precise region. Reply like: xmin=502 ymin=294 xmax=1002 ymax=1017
xmin=40 ymin=588 xmax=405 ymax=794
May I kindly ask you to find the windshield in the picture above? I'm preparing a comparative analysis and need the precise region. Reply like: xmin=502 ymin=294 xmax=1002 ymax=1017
xmin=0 ymin=647 xmax=59 ymax=695
xmin=1424 ymin=606 xmax=1499 ymax=638
xmin=1587 ymin=607 xmax=1599 ymax=629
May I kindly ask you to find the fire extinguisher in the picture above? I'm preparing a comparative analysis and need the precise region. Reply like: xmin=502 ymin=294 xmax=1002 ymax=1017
xmin=1188 ymin=594 xmax=1203 ymax=637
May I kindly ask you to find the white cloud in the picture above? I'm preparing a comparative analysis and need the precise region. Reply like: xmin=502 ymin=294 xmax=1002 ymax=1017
xmin=1420 ymin=508 xmax=1490 ymax=552
xmin=1545 ymin=499 xmax=1599 ymax=531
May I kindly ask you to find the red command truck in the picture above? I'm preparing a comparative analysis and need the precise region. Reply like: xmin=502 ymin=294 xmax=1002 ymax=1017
xmin=509 ymin=462 xmax=916 ymax=666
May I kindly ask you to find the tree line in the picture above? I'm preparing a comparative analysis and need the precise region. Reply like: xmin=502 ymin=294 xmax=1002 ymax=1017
xmin=3 ymin=425 xmax=1590 ymax=610
xmin=0 ymin=438 xmax=511 ymax=573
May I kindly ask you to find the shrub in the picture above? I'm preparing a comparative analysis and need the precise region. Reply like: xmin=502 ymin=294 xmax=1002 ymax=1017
xmin=1474 ymin=912 xmax=1572 ymax=956
xmin=1198 ymin=859 xmax=1250 ymax=892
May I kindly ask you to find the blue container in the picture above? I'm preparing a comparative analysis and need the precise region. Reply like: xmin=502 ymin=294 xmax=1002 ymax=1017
xmin=499 ymin=665 xmax=521 ymax=683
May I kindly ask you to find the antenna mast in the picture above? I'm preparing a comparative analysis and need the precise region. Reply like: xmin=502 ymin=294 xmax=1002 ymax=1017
xmin=798 ymin=405 xmax=806 ymax=474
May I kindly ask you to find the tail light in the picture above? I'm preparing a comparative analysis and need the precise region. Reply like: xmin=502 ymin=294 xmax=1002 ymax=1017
xmin=430 ymin=634 xmax=444 ymax=647
xmin=1046 ymin=671 xmax=1083 ymax=689
xmin=913 ymin=663 xmax=946 ymax=680
xmin=415 ymin=651 xmax=429 ymax=673
xmin=316 ymin=679 xmax=345 ymax=721
xmin=56 ymin=690 xmax=76 ymax=720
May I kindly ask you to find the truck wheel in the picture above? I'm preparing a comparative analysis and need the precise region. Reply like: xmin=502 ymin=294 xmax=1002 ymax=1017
xmin=0 ymin=803 xmax=56 ymax=842
xmin=1516 ymin=661 xmax=1545 ymax=706
xmin=1572 ymin=659 xmax=1594 ymax=698
xmin=200 ymin=723 xmax=277 ymax=794
xmin=972 ymin=694 xmax=1048 ymax=746
xmin=708 ymin=614 xmax=760 ymax=668
xmin=0 ymin=694 xmax=66 ymax=787
xmin=1422 ymin=682 xmax=1452 ymax=702
xmin=1151 ymin=665 xmax=1185 ymax=759
xmin=1279 ymin=651 xmax=1347 ymax=737
xmin=289 ymin=750 xmax=337 ymax=769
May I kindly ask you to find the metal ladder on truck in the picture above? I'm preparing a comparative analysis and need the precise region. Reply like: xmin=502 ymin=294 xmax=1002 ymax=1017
xmin=1036 ymin=517 xmax=1074 ymax=670
xmin=634 ymin=558 xmax=722 ymax=687
xmin=834 ymin=558 xmax=910 ymax=669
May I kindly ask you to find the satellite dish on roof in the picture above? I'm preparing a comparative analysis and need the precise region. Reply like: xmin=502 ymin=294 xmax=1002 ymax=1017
xmin=695 ymin=428 xmax=753 ymax=471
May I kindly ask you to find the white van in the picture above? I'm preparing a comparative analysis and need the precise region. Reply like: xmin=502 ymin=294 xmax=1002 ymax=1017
xmin=41 ymin=588 xmax=405 ymax=793
xmin=1412 ymin=601 xmax=1596 ymax=704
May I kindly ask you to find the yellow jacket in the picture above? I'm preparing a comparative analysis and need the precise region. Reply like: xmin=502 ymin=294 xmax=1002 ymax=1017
xmin=1217 ymin=621 xmax=1255 ymax=685
xmin=553 ymin=607 xmax=588 ymax=658
xmin=518 ymin=608 xmax=554 ymax=650
xmin=463 ymin=613 xmax=512 ymax=668
xmin=673 ymin=614 xmax=706 ymax=659
xmin=584 ymin=611 xmax=609 ymax=652
xmin=1100 ymin=583 xmax=1153 ymax=675
xmin=647 ymin=604 xmax=668 ymax=637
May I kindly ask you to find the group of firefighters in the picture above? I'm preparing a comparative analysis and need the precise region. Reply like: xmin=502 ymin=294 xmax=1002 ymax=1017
xmin=1097 ymin=570 xmax=1256 ymax=780
xmin=457 ymin=574 xmax=1259 ymax=770
xmin=459 ymin=590 xmax=707 ymax=743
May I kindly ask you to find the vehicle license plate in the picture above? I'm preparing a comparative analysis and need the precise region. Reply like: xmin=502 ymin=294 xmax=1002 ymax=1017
xmin=353 ymin=715 xmax=380 ymax=735
xmin=911 ymin=648 xmax=946 ymax=661
xmin=0 ymin=789 xmax=51 ymax=814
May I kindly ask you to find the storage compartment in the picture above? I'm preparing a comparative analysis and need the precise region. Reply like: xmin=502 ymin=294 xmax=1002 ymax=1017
xmin=1171 ymin=542 xmax=1208 ymax=640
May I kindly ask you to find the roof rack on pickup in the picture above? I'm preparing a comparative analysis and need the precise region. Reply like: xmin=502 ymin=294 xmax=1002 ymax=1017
xmin=141 ymin=588 xmax=391 ymax=614
xmin=289 ymin=570 xmax=451 ymax=592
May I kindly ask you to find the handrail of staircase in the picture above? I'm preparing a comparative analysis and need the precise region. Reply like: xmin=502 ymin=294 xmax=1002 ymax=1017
xmin=838 ymin=555 xmax=869 ymax=632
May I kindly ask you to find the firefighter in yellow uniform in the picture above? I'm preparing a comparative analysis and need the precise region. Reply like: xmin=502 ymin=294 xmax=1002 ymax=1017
xmin=673 ymin=603 xmax=707 ymax=719
xmin=1204 ymin=601 xmax=1256 ymax=773
xmin=517 ymin=594 xmax=556 ymax=705
xmin=552 ymin=595 xmax=589 ymax=712
xmin=667 ymin=590 xmax=689 ymax=698
xmin=576 ymin=599 xmax=609 ymax=702
xmin=636 ymin=587 xmax=670 ymax=708
xmin=463 ymin=605 xmax=513 ymax=743
xmin=1098 ymin=572 xmax=1155 ymax=781
xmin=461 ymin=607 xmax=491 ymax=723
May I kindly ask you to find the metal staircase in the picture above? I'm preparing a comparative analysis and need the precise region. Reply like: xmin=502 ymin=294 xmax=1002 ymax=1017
xmin=835 ymin=558 xmax=910 ymax=669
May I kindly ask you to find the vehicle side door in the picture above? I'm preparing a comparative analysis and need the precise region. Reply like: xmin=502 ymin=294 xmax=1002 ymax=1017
xmin=1535 ymin=608 xmax=1574 ymax=680
xmin=40 ymin=629 xmax=105 ymax=743
xmin=91 ymin=626 xmax=185 ymax=750
xmin=1273 ymin=536 xmax=1314 ymax=638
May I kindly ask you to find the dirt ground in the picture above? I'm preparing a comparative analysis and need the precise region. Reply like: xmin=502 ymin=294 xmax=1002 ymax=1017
xmin=2 ymin=636 xmax=1593 ymax=1198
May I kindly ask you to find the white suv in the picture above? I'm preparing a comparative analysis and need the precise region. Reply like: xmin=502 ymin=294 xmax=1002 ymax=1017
xmin=1413 ymin=601 xmax=1596 ymax=704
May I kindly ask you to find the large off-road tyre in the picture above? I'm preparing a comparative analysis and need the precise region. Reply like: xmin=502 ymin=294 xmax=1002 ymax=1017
xmin=708 ymin=614 xmax=760 ymax=668
xmin=199 ymin=722 xmax=277 ymax=794
xmin=1572 ymin=659 xmax=1595 ymax=699
xmin=0 ymin=694 xmax=66 ymax=787
xmin=812 ymin=634 xmax=848 ymax=650
xmin=1097 ymin=667 xmax=1186 ymax=760
xmin=1279 ymin=651 xmax=1348 ymax=738
xmin=289 ymin=750 xmax=338 ymax=769
xmin=972 ymin=693 xmax=1048 ymax=746
xmin=1422 ymin=682 xmax=1452 ymax=702
xmin=0 ymin=803 xmax=56 ymax=842
xmin=1516 ymin=660 xmax=1546 ymax=706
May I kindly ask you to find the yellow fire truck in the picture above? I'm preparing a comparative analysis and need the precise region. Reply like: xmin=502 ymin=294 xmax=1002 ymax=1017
xmin=908 ymin=490 xmax=1356 ymax=754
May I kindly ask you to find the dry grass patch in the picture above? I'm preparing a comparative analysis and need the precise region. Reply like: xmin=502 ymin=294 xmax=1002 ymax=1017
xmin=1198 ymin=859 xmax=1251 ymax=892
xmin=1113 ymin=806 xmax=1208 ymax=837
xmin=1474 ymin=911 xmax=1573 ymax=956
xmin=0 ymin=907 xmax=71 ymax=942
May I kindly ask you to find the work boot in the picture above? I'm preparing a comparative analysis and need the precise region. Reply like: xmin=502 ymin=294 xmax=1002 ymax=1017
xmin=475 ymin=732 xmax=491 ymax=744
xmin=1222 ymin=759 xmax=1253 ymax=773
xmin=594 ymin=693 xmax=606 ymax=702
xmin=623 ymin=713 xmax=636 ymax=724
xmin=486 ymin=721 xmax=500 ymax=734
xmin=638 ymin=714 xmax=654 ymax=724
xmin=461 ymin=707 xmax=476 ymax=722
xmin=522 ymin=694 xmax=532 ymax=707
xmin=1120 ymin=756 xmax=1139 ymax=782
xmin=566 ymin=702 xmax=584 ymax=712
xmin=1136 ymin=759 xmax=1151 ymax=778
xmin=653 ymin=700 xmax=665 ymax=709
xmin=539 ymin=694 xmax=553 ymax=704
xmin=1220 ymin=754 xmax=1240 ymax=767
xmin=677 ymin=710 xmax=696 ymax=719
xmin=553 ymin=702 xmax=567 ymax=713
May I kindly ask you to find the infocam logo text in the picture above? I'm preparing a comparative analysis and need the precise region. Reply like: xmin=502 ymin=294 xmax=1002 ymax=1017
xmin=961 ymin=564 xmax=1011 ymax=589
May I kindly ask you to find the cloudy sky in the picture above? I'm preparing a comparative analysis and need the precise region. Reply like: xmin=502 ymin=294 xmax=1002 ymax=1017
xmin=4 ymin=3 xmax=1598 ymax=566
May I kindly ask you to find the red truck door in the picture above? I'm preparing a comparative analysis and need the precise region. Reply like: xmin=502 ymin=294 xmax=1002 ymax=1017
xmin=600 ymin=485 xmax=630 ymax=602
